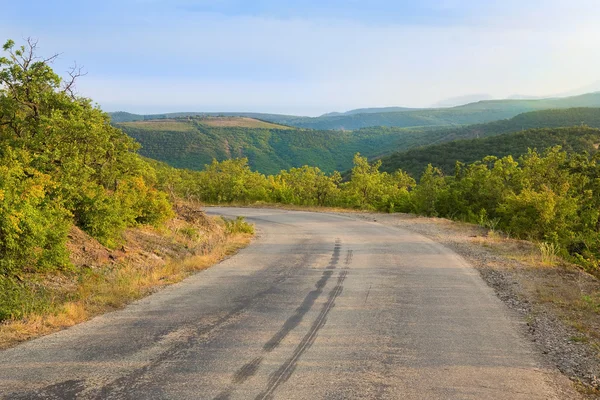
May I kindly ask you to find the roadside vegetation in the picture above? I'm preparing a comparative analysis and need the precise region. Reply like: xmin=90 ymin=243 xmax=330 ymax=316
xmin=155 ymin=148 xmax=600 ymax=276
xmin=0 ymin=39 xmax=254 ymax=344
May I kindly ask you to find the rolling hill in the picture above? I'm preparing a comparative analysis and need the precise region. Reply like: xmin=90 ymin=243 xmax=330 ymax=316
xmin=286 ymin=93 xmax=600 ymax=130
xmin=116 ymin=117 xmax=411 ymax=174
xmin=110 ymin=92 xmax=600 ymax=130
xmin=379 ymin=126 xmax=600 ymax=178
xmin=117 ymin=108 xmax=600 ymax=175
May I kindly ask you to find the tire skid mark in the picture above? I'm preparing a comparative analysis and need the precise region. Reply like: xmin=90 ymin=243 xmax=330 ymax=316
xmin=256 ymin=268 xmax=349 ymax=400
xmin=87 ymin=241 xmax=316 ymax=400
xmin=214 ymin=239 xmax=345 ymax=400
xmin=233 ymin=356 xmax=264 ymax=384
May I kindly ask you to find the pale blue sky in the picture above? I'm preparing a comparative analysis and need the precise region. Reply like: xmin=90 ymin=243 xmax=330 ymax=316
xmin=2 ymin=0 xmax=600 ymax=115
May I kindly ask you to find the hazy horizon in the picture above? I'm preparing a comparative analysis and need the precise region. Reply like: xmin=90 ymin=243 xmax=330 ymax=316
xmin=3 ymin=0 xmax=600 ymax=116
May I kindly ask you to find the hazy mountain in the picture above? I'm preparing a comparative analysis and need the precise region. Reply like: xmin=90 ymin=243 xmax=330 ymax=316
xmin=432 ymin=94 xmax=494 ymax=108
xmin=110 ymin=92 xmax=600 ymax=131
xmin=320 ymin=107 xmax=418 ymax=117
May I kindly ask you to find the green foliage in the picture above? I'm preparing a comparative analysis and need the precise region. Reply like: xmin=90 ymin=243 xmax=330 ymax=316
xmin=410 ymin=165 xmax=447 ymax=216
xmin=222 ymin=216 xmax=255 ymax=235
xmin=0 ymin=39 xmax=174 ymax=277
xmin=0 ymin=147 xmax=71 ymax=275
xmin=0 ymin=276 xmax=57 ymax=321
xmin=271 ymin=166 xmax=341 ymax=206
xmin=380 ymin=126 xmax=600 ymax=178
xmin=194 ymin=158 xmax=270 ymax=204
xmin=341 ymin=154 xmax=414 ymax=212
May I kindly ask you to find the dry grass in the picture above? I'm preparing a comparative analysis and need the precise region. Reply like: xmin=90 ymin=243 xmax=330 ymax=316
xmin=463 ymin=227 xmax=600 ymax=353
xmin=197 ymin=117 xmax=292 ymax=129
xmin=119 ymin=120 xmax=194 ymax=132
xmin=0 ymin=211 xmax=252 ymax=350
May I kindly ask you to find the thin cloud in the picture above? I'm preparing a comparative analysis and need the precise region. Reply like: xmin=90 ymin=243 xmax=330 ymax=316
xmin=2 ymin=1 xmax=599 ymax=115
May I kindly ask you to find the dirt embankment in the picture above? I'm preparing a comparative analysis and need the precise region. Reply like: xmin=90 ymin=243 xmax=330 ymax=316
xmin=0 ymin=202 xmax=252 ymax=349
xmin=353 ymin=212 xmax=600 ymax=397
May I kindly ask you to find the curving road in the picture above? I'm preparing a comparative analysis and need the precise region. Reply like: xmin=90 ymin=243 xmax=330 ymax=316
xmin=0 ymin=208 xmax=574 ymax=399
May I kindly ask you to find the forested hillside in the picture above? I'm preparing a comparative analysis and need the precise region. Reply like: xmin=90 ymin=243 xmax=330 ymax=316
xmin=117 ymin=118 xmax=412 ymax=174
xmin=110 ymin=93 xmax=600 ymax=130
xmin=117 ymin=108 xmax=600 ymax=175
xmin=379 ymin=126 xmax=600 ymax=177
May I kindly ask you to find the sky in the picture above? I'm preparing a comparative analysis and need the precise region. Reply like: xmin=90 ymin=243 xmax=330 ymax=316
xmin=2 ymin=0 xmax=600 ymax=116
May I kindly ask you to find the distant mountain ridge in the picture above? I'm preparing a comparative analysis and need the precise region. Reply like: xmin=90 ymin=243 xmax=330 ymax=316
xmin=320 ymin=107 xmax=419 ymax=117
xmin=432 ymin=94 xmax=494 ymax=108
xmin=114 ymin=108 xmax=600 ymax=176
xmin=110 ymin=92 xmax=600 ymax=131
xmin=378 ymin=107 xmax=600 ymax=177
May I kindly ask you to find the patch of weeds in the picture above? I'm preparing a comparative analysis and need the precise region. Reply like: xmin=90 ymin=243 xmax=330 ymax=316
xmin=570 ymin=335 xmax=589 ymax=343
xmin=179 ymin=226 xmax=200 ymax=241
xmin=538 ymin=242 xmax=559 ymax=265
xmin=0 ymin=276 xmax=58 ymax=322
xmin=221 ymin=216 xmax=255 ymax=235
xmin=478 ymin=209 xmax=500 ymax=233
xmin=581 ymin=294 xmax=600 ymax=313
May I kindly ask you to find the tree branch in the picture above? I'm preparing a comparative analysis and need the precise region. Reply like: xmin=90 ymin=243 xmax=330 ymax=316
xmin=62 ymin=63 xmax=87 ymax=98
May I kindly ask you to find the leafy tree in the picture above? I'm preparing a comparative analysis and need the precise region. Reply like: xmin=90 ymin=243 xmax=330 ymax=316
xmin=272 ymin=166 xmax=341 ymax=206
xmin=410 ymin=164 xmax=446 ymax=216
xmin=0 ymin=38 xmax=173 ymax=256
xmin=341 ymin=154 xmax=414 ymax=211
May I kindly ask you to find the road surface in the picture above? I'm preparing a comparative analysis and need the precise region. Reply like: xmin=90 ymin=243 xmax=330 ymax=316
xmin=0 ymin=208 xmax=574 ymax=399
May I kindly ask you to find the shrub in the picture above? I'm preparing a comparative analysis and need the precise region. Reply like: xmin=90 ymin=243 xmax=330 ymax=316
xmin=0 ymin=148 xmax=71 ymax=275
xmin=222 ymin=216 xmax=255 ymax=234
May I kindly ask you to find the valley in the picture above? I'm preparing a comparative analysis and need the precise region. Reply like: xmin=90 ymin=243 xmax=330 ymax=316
xmin=115 ymin=107 xmax=600 ymax=176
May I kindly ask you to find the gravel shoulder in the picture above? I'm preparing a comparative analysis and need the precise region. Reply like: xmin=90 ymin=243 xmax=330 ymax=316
xmin=350 ymin=212 xmax=600 ymax=397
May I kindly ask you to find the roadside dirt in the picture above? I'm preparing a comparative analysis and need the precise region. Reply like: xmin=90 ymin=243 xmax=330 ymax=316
xmin=352 ymin=212 xmax=600 ymax=397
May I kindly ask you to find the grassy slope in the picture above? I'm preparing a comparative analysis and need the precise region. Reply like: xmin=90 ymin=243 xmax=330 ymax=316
xmin=379 ymin=126 xmax=600 ymax=177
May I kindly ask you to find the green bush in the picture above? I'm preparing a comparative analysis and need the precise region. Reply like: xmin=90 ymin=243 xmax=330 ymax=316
xmin=0 ymin=276 xmax=57 ymax=321
xmin=0 ymin=148 xmax=71 ymax=275
xmin=222 ymin=216 xmax=255 ymax=234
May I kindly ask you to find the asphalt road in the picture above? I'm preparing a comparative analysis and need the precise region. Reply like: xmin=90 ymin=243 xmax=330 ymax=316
xmin=0 ymin=208 xmax=574 ymax=399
